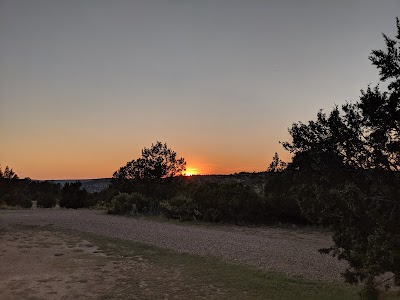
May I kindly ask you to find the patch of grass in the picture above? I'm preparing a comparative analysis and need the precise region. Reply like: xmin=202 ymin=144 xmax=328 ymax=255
xmin=69 ymin=230 xmax=360 ymax=299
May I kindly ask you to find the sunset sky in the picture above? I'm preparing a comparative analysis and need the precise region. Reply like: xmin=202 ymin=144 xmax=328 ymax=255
xmin=1 ymin=0 xmax=399 ymax=179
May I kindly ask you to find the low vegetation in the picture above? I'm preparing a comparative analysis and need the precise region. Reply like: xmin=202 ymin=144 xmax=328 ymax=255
xmin=59 ymin=182 xmax=89 ymax=209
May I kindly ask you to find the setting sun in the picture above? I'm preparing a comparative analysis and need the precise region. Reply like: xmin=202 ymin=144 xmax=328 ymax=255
xmin=184 ymin=168 xmax=199 ymax=176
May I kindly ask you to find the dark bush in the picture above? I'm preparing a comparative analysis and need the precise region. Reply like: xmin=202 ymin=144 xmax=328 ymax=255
xmin=36 ymin=194 xmax=57 ymax=208
xmin=92 ymin=188 xmax=120 ymax=208
xmin=0 ymin=167 xmax=33 ymax=208
xmin=29 ymin=181 xmax=60 ymax=208
xmin=3 ymin=192 xmax=32 ymax=208
xmin=264 ymin=172 xmax=306 ymax=224
xmin=159 ymin=195 xmax=200 ymax=221
xmin=110 ymin=177 xmax=184 ymax=200
xmin=59 ymin=182 xmax=88 ymax=209
xmin=134 ymin=193 xmax=159 ymax=214
xmin=108 ymin=192 xmax=153 ymax=215
xmin=108 ymin=193 xmax=137 ymax=215
xmin=191 ymin=182 xmax=266 ymax=224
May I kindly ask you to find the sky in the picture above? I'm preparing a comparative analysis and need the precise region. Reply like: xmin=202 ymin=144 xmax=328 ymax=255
xmin=1 ymin=0 xmax=399 ymax=179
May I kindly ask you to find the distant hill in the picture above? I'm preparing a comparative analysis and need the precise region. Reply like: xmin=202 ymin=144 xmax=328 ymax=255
xmin=49 ymin=178 xmax=111 ymax=193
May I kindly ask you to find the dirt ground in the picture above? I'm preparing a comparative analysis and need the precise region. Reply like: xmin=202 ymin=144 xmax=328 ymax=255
xmin=2 ymin=225 xmax=107 ymax=299
xmin=0 ymin=225 xmax=184 ymax=300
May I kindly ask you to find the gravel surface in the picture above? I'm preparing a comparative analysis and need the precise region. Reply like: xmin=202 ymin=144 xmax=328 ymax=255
xmin=0 ymin=209 xmax=348 ymax=281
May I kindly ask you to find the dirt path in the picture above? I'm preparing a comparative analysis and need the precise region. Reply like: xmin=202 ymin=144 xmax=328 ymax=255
xmin=0 ymin=209 xmax=348 ymax=281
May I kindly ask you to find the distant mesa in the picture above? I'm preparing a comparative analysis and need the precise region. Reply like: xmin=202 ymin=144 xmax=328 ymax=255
xmin=49 ymin=178 xmax=111 ymax=193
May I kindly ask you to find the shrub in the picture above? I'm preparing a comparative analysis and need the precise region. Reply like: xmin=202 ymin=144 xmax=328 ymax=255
xmin=134 ymin=193 xmax=159 ymax=214
xmin=107 ymin=192 xmax=155 ymax=215
xmin=110 ymin=177 xmax=184 ymax=200
xmin=264 ymin=172 xmax=306 ymax=224
xmin=0 ymin=176 xmax=32 ymax=208
xmin=59 ymin=182 xmax=88 ymax=209
xmin=159 ymin=195 xmax=200 ymax=221
xmin=191 ymin=182 xmax=266 ymax=224
xmin=29 ymin=181 xmax=60 ymax=208
xmin=92 ymin=188 xmax=120 ymax=208
xmin=36 ymin=194 xmax=57 ymax=208
xmin=3 ymin=192 xmax=32 ymax=208
xmin=108 ymin=193 xmax=137 ymax=215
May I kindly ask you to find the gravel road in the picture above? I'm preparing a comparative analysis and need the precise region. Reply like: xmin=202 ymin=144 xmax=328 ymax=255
xmin=0 ymin=209 xmax=348 ymax=281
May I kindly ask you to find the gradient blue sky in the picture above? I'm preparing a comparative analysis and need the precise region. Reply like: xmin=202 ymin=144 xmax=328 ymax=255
xmin=1 ymin=0 xmax=399 ymax=179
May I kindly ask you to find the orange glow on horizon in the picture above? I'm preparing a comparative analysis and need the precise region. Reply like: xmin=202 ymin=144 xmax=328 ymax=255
xmin=184 ymin=167 xmax=199 ymax=176
xmin=1 ymin=142 xmax=290 ymax=180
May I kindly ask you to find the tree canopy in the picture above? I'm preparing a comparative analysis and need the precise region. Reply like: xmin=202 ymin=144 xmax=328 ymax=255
xmin=283 ymin=18 xmax=400 ymax=298
xmin=283 ymin=18 xmax=400 ymax=173
xmin=0 ymin=165 xmax=19 ymax=180
xmin=113 ymin=141 xmax=186 ymax=181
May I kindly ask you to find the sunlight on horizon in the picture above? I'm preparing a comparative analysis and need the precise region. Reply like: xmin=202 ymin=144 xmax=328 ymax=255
xmin=184 ymin=168 xmax=200 ymax=176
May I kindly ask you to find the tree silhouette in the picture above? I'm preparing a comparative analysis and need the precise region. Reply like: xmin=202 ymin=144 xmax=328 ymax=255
xmin=112 ymin=142 xmax=186 ymax=199
xmin=283 ymin=18 xmax=400 ymax=298
xmin=59 ymin=182 xmax=88 ymax=209
xmin=267 ymin=152 xmax=287 ymax=173
xmin=113 ymin=141 xmax=186 ymax=180
xmin=0 ymin=165 xmax=19 ymax=180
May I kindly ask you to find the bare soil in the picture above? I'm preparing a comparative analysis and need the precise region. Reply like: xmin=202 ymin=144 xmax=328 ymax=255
xmin=2 ymin=224 xmax=241 ymax=299
xmin=0 ymin=225 xmax=115 ymax=299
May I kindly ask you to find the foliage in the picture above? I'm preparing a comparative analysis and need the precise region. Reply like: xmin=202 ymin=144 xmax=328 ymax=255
xmin=0 ymin=166 xmax=32 ymax=208
xmin=283 ymin=18 xmax=400 ymax=298
xmin=92 ymin=188 xmax=120 ymax=208
xmin=264 ymin=153 xmax=305 ymax=224
xmin=112 ymin=142 xmax=186 ymax=199
xmin=108 ymin=192 xmax=157 ymax=215
xmin=191 ymin=182 xmax=266 ymax=224
xmin=108 ymin=193 xmax=137 ymax=215
xmin=59 ymin=181 xmax=88 ymax=209
xmin=264 ymin=171 xmax=306 ymax=224
xmin=111 ymin=176 xmax=185 ymax=200
xmin=0 ymin=165 xmax=19 ymax=180
xmin=113 ymin=141 xmax=186 ymax=180
xmin=106 ymin=170 xmax=310 ymax=225
xmin=29 ymin=181 xmax=60 ymax=208
xmin=0 ymin=166 xmax=62 ymax=209
xmin=36 ymin=193 xmax=57 ymax=208
xmin=159 ymin=195 xmax=200 ymax=221
xmin=267 ymin=152 xmax=287 ymax=173
xmin=2 ymin=191 xmax=32 ymax=208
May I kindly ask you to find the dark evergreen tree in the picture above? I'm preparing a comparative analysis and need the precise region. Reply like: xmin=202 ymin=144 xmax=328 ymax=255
xmin=111 ymin=142 xmax=186 ymax=199
xmin=59 ymin=182 xmax=88 ymax=209
xmin=113 ymin=141 xmax=186 ymax=180
xmin=283 ymin=18 xmax=400 ymax=298
xmin=267 ymin=152 xmax=287 ymax=173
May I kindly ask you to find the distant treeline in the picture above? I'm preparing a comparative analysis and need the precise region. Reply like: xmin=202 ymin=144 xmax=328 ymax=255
xmin=0 ymin=166 xmax=306 ymax=225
